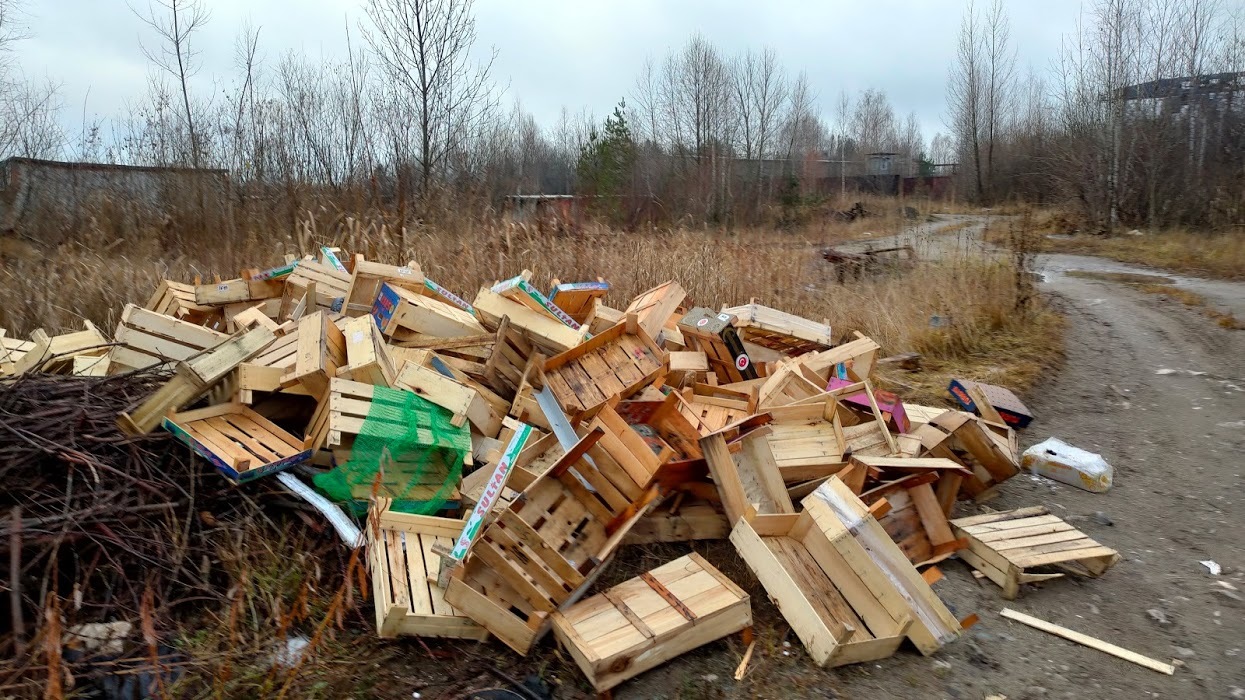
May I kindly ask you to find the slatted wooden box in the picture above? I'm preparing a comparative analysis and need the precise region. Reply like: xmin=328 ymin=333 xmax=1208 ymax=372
xmin=286 ymin=259 xmax=353 ymax=310
xmin=552 ymin=553 xmax=751 ymax=694
xmin=110 ymin=303 xmax=229 ymax=371
xmin=950 ymin=506 xmax=1120 ymax=599
xmin=444 ymin=422 xmax=662 ymax=655
xmin=374 ymin=282 xmax=485 ymax=340
xmin=163 ymin=403 xmax=310 ymax=482
xmin=542 ymin=320 xmax=666 ymax=423
xmin=730 ymin=507 xmax=912 ymax=668
xmin=343 ymin=257 xmax=424 ymax=317
xmin=146 ymin=279 xmax=222 ymax=326
xmin=720 ymin=302 xmax=833 ymax=356
xmin=623 ymin=281 xmax=686 ymax=341
xmin=368 ymin=508 xmax=488 ymax=640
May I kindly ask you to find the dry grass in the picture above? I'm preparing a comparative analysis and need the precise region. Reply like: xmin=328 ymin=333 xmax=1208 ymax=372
xmin=989 ymin=209 xmax=1245 ymax=281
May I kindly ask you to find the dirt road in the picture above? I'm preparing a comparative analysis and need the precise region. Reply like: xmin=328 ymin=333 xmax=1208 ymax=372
xmin=614 ymin=218 xmax=1245 ymax=699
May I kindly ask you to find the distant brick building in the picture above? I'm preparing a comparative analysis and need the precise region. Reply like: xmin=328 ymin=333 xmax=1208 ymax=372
xmin=0 ymin=157 xmax=232 ymax=246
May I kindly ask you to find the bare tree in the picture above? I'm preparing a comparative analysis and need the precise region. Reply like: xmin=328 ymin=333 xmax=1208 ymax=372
xmin=132 ymin=0 xmax=211 ymax=167
xmin=982 ymin=0 xmax=1017 ymax=198
xmin=949 ymin=0 xmax=985 ymax=200
xmin=730 ymin=47 xmax=788 ymax=215
xmin=362 ymin=0 xmax=498 ymax=203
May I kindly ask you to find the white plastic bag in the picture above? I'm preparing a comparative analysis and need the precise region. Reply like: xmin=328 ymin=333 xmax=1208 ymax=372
xmin=1021 ymin=438 xmax=1113 ymax=493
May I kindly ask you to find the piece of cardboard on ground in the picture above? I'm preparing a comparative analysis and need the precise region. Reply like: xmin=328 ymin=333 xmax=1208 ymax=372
xmin=551 ymin=552 xmax=752 ymax=694
xmin=948 ymin=378 xmax=1034 ymax=429
xmin=951 ymin=506 xmax=1120 ymax=599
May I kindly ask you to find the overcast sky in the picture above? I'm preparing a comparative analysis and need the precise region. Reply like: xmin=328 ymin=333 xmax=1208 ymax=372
xmin=18 ymin=0 xmax=1086 ymax=148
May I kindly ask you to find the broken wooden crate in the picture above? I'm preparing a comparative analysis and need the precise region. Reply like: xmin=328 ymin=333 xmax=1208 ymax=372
xmin=950 ymin=506 xmax=1120 ymax=599
xmin=10 ymin=323 xmax=109 ymax=376
xmin=374 ymin=282 xmax=485 ymax=341
xmin=368 ymin=507 xmax=488 ymax=640
xmin=913 ymin=411 xmax=1019 ymax=499
xmin=444 ymin=423 xmax=663 ymax=655
xmin=676 ymin=307 xmax=756 ymax=383
xmin=552 ymin=553 xmax=751 ymax=694
xmin=343 ymin=257 xmax=423 ymax=317
xmin=163 ymin=403 xmax=310 ymax=482
xmin=623 ymin=280 xmax=686 ymax=342
xmin=542 ymin=320 xmax=666 ymax=422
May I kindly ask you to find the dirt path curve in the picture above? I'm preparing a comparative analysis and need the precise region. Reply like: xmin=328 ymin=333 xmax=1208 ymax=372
xmin=616 ymin=216 xmax=1245 ymax=699
xmin=852 ymin=215 xmax=1245 ymax=698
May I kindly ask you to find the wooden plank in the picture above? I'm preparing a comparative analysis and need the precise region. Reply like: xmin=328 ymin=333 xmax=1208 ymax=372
xmin=999 ymin=608 xmax=1175 ymax=675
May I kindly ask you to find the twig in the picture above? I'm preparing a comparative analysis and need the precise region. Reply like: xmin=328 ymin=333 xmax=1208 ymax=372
xmin=9 ymin=507 xmax=24 ymax=659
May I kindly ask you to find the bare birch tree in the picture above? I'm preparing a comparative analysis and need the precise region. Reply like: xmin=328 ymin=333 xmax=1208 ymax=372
xmin=362 ymin=0 xmax=497 ymax=203
xmin=132 ymin=0 xmax=210 ymax=167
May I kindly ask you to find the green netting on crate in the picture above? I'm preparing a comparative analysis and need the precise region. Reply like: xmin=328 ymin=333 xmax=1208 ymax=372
xmin=313 ymin=385 xmax=470 ymax=515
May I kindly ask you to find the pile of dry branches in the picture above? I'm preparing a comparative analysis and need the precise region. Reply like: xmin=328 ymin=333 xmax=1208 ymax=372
xmin=0 ymin=369 xmax=333 ymax=694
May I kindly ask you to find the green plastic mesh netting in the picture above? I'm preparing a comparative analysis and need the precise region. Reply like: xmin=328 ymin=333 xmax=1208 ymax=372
xmin=313 ymin=385 xmax=470 ymax=515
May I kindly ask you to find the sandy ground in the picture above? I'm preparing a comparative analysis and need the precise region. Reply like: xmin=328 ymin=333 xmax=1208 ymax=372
xmin=388 ymin=217 xmax=1245 ymax=699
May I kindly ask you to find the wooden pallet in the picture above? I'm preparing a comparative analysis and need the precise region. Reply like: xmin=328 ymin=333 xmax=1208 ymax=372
xmin=343 ymin=257 xmax=423 ymax=317
xmin=729 ymin=502 xmax=913 ymax=667
xmin=163 ymin=403 xmax=310 ymax=482
xmin=110 ymin=304 xmax=229 ymax=371
xmin=720 ymin=302 xmax=833 ymax=356
xmin=368 ymin=507 xmax=488 ymax=640
xmin=552 ymin=553 xmax=751 ymax=694
xmin=542 ymin=320 xmax=665 ymax=422
xmin=951 ymin=507 xmax=1120 ymax=599
xmin=444 ymin=425 xmax=662 ymax=655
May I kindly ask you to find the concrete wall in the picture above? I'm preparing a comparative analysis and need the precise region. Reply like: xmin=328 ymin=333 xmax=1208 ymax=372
xmin=0 ymin=158 xmax=232 ymax=246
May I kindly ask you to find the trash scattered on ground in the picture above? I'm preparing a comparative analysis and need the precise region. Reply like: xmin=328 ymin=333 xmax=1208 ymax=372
xmin=1022 ymin=438 xmax=1114 ymax=493
xmin=1202 ymin=560 xmax=1223 ymax=575
xmin=0 ymin=249 xmax=1133 ymax=695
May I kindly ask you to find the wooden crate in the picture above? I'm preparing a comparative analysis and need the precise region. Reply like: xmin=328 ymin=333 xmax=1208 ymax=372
xmin=623 ymin=281 xmax=686 ymax=341
xmin=763 ymin=398 xmax=850 ymax=484
xmin=623 ymin=497 xmax=729 ymax=545
xmin=720 ymin=302 xmax=833 ymax=356
xmin=548 ymin=280 xmax=609 ymax=325
xmin=492 ymin=272 xmax=582 ymax=330
xmin=444 ymin=424 xmax=662 ymax=655
xmin=674 ymin=384 xmax=756 ymax=436
xmin=374 ymin=282 xmax=485 ymax=340
xmin=339 ymin=315 xmax=397 ymax=387
xmin=11 ymin=324 xmax=110 ymax=375
xmin=913 ymin=411 xmax=1019 ymax=499
xmin=473 ymin=287 xmax=586 ymax=356
xmin=860 ymin=472 xmax=968 ymax=568
xmin=286 ymin=259 xmax=352 ymax=310
xmin=163 ymin=403 xmax=310 ymax=482
xmin=951 ymin=507 xmax=1120 ymax=599
xmin=552 ymin=553 xmax=751 ymax=694
xmin=542 ymin=320 xmax=666 ymax=422
xmin=110 ymin=303 xmax=229 ymax=371
xmin=729 ymin=507 xmax=912 ymax=667
xmin=394 ymin=360 xmax=502 ymax=437
xmin=282 ymin=311 xmax=347 ymax=398
xmin=800 ymin=478 xmax=964 ymax=655
xmin=117 ymin=326 xmax=277 ymax=434
xmin=700 ymin=416 xmax=794 ymax=525
xmin=368 ymin=508 xmax=488 ymax=640
xmin=343 ymin=257 xmax=423 ymax=317
xmin=145 ymin=279 xmax=221 ymax=325
xmin=676 ymin=308 xmax=755 ymax=384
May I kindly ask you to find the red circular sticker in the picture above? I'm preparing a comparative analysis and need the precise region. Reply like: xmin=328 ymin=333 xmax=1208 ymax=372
xmin=696 ymin=318 xmax=709 ymax=327
xmin=735 ymin=354 xmax=750 ymax=370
